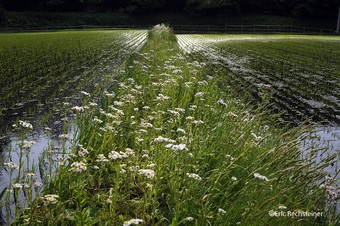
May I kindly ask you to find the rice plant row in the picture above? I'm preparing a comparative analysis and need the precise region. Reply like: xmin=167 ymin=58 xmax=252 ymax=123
xmin=177 ymin=34 xmax=340 ymax=125
xmin=0 ymin=30 xmax=147 ymax=136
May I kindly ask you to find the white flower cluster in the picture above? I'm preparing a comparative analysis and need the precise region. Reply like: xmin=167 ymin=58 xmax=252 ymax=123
xmin=69 ymin=161 xmax=87 ymax=172
xmin=123 ymin=218 xmax=143 ymax=226
xmin=254 ymin=172 xmax=269 ymax=181
xmin=165 ymin=143 xmax=188 ymax=151
xmin=13 ymin=120 xmax=33 ymax=130
xmin=138 ymin=169 xmax=155 ymax=179
xmin=186 ymin=173 xmax=202 ymax=181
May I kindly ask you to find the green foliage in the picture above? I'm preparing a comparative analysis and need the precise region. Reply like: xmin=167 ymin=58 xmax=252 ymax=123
xmin=8 ymin=28 xmax=339 ymax=225
xmin=1 ymin=28 xmax=339 ymax=225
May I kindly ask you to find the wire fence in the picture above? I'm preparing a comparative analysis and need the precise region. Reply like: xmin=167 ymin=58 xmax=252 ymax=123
xmin=0 ymin=24 xmax=337 ymax=34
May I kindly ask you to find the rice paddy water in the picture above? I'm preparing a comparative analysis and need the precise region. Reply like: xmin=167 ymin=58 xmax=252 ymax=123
xmin=0 ymin=25 xmax=339 ymax=225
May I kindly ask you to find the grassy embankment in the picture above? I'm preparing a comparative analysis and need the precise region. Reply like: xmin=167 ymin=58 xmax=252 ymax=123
xmin=13 ymin=25 xmax=337 ymax=225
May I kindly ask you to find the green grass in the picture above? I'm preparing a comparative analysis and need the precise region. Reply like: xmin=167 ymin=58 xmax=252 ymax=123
xmin=9 ymin=26 xmax=338 ymax=225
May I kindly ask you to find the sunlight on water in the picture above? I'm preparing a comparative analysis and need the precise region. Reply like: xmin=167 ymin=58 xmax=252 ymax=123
xmin=301 ymin=126 xmax=340 ymax=212
xmin=0 ymin=125 xmax=73 ymax=224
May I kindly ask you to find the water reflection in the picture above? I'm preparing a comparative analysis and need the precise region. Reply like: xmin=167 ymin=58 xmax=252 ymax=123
xmin=301 ymin=125 xmax=340 ymax=213
xmin=0 ymin=121 xmax=74 ymax=225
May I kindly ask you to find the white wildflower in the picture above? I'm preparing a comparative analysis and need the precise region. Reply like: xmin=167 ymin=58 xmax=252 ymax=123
xmin=105 ymin=92 xmax=115 ymax=98
xmin=165 ymin=143 xmax=188 ymax=151
xmin=146 ymin=163 xmax=156 ymax=168
xmin=251 ymin=132 xmax=262 ymax=142
xmin=80 ymin=91 xmax=90 ymax=96
xmin=218 ymin=208 xmax=227 ymax=214
xmin=278 ymin=204 xmax=287 ymax=210
xmin=186 ymin=173 xmax=202 ymax=181
xmin=26 ymin=172 xmax=37 ymax=179
xmin=44 ymin=194 xmax=59 ymax=204
xmin=225 ymin=154 xmax=234 ymax=161
xmin=59 ymin=134 xmax=69 ymax=139
xmin=13 ymin=183 xmax=23 ymax=189
xmin=114 ymin=101 xmax=124 ymax=106
xmin=108 ymin=151 xmax=122 ymax=160
xmin=69 ymin=161 xmax=87 ymax=172
xmin=88 ymin=102 xmax=98 ymax=107
xmin=78 ymin=147 xmax=89 ymax=157
xmin=192 ymin=120 xmax=204 ymax=125
xmin=4 ymin=162 xmax=19 ymax=170
xmin=195 ymin=92 xmax=204 ymax=98
xmin=176 ymin=128 xmax=186 ymax=134
xmin=123 ymin=218 xmax=143 ymax=226
xmin=17 ymin=120 xmax=33 ymax=130
xmin=218 ymin=98 xmax=228 ymax=108
xmin=93 ymin=118 xmax=103 ymax=124
xmin=71 ymin=106 xmax=84 ymax=113
xmin=186 ymin=116 xmax=194 ymax=121
xmin=254 ymin=172 xmax=269 ymax=181
xmin=129 ymin=166 xmax=139 ymax=172
xmin=154 ymin=136 xmax=175 ymax=143
xmin=22 ymin=140 xmax=35 ymax=148
xmin=138 ymin=169 xmax=155 ymax=179
xmin=96 ymin=154 xmax=109 ymax=162
xmin=156 ymin=93 xmax=170 ymax=101
xmin=227 ymin=112 xmax=238 ymax=117
xmin=185 ymin=217 xmax=194 ymax=221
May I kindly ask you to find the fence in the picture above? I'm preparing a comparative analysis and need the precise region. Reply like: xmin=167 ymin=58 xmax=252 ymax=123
xmin=172 ymin=24 xmax=337 ymax=34
xmin=0 ymin=24 xmax=337 ymax=34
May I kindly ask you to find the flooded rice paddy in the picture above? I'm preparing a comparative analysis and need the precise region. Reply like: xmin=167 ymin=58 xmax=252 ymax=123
xmin=0 ymin=30 xmax=147 ymax=224
xmin=0 ymin=31 xmax=340 ymax=223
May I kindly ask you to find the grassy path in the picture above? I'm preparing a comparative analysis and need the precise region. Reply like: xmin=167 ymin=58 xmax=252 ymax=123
xmin=13 ymin=26 xmax=337 ymax=225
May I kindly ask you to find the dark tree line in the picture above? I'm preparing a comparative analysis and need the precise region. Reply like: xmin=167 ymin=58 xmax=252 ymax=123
xmin=0 ymin=0 xmax=339 ymax=19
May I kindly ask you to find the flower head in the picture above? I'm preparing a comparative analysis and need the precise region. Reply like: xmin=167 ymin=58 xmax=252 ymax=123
xmin=15 ymin=120 xmax=33 ymax=130
xmin=254 ymin=172 xmax=269 ymax=181
xmin=96 ymin=154 xmax=109 ymax=162
xmin=218 ymin=208 xmax=227 ymax=214
xmin=138 ymin=169 xmax=155 ymax=179
xmin=44 ymin=194 xmax=59 ymax=204
xmin=186 ymin=173 xmax=202 ymax=181
xmin=69 ymin=161 xmax=87 ymax=172
xmin=123 ymin=218 xmax=143 ymax=226
xmin=4 ymin=162 xmax=19 ymax=170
